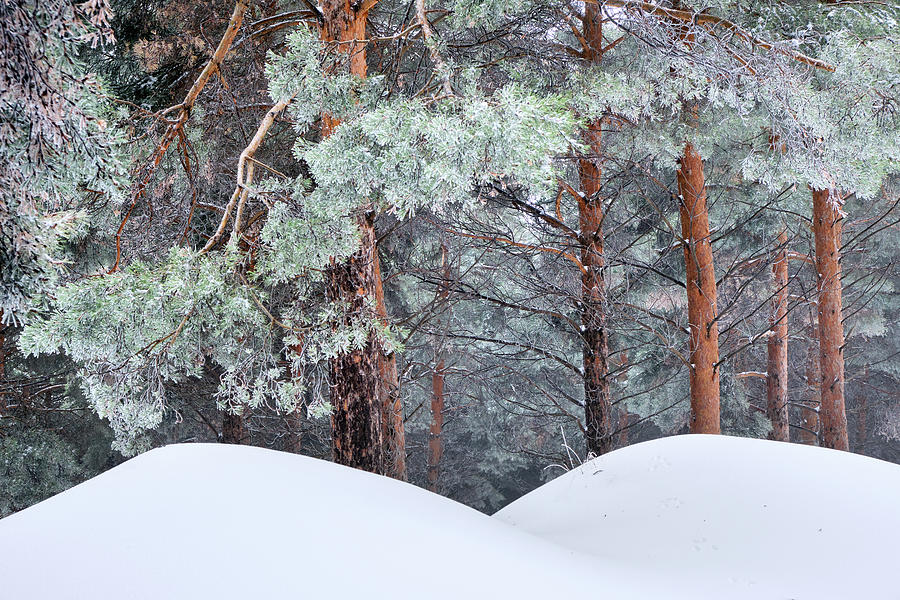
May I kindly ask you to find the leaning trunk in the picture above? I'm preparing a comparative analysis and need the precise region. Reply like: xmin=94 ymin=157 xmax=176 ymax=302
xmin=677 ymin=141 xmax=721 ymax=433
xmin=811 ymin=189 xmax=849 ymax=451
xmin=766 ymin=233 xmax=789 ymax=441
xmin=578 ymin=4 xmax=612 ymax=456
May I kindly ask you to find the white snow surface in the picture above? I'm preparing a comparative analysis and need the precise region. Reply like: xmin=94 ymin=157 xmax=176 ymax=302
xmin=0 ymin=435 xmax=897 ymax=599
xmin=496 ymin=434 xmax=900 ymax=600
xmin=0 ymin=442 xmax=675 ymax=600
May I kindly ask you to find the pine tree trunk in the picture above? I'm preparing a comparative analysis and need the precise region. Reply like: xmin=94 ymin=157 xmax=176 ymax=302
xmin=319 ymin=0 xmax=404 ymax=475
xmin=579 ymin=5 xmax=613 ymax=456
xmin=766 ymin=233 xmax=789 ymax=441
xmin=285 ymin=408 xmax=303 ymax=454
xmin=677 ymin=141 xmax=721 ymax=433
xmin=857 ymin=366 xmax=869 ymax=451
xmin=427 ymin=241 xmax=450 ymax=491
xmin=374 ymin=251 xmax=407 ymax=480
xmin=799 ymin=323 xmax=821 ymax=445
xmin=327 ymin=214 xmax=386 ymax=473
xmin=615 ymin=351 xmax=630 ymax=448
xmin=427 ymin=358 xmax=445 ymax=492
xmin=222 ymin=411 xmax=244 ymax=444
xmin=811 ymin=189 xmax=849 ymax=451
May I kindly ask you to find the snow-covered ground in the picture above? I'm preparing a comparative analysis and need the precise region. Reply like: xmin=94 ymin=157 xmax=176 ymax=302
xmin=496 ymin=434 xmax=900 ymax=599
xmin=1 ymin=435 xmax=897 ymax=599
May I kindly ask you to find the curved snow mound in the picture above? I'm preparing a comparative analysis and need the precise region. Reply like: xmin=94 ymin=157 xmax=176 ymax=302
xmin=0 ymin=443 xmax=678 ymax=600
xmin=495 ymin=434 xmax=900 ymax=600
xmin=2 ymin=437 xmax=897 ymax=599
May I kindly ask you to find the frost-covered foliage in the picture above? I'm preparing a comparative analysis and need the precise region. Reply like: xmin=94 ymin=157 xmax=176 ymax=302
xmin=0 ymin=429 xmax=86 ymax=515
xmin=568 ymin=13 xmax=900 ymax=195
xmin=303 ymin=88 xmax=576 ymax=217
xmin=0 ymin=0 xmax=124 ymax=324
xmin=12 ymin=0 xmax=900 ymax=478
xmin=20 ymin=249 xmax=291 ymax=454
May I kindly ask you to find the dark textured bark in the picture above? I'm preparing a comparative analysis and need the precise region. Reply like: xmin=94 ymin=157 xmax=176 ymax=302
xmin=222 ymin=411 xmax=244 ymax=444
xmin=677 ymin=141 xmax=721 ymax=434
xmin=327 ymin=214 xmax=386 ymax=473
xmin=284 ymin=408 xmax=303 ymax=454
xmin=319 ymin=0 xmax=404 ymax=475
xmin=812 ymin=189 xmax=849 ymax=451
xmin=578 ymin=4 xmax=613 ymax=457
xmin=766 ymin=233 xmax=789 ymax=441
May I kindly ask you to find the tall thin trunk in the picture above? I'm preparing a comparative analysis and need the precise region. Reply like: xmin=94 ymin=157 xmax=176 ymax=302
xmin=374 ymin=251 xmax=407 ymax=480
xmin=671 ymin=3 xmax=721 ymax=433
xmin=427 ymin=242 xmax=450 ymax=491
xmin=799 ymin=321 xmax=821 ymax=445
xmin=427 ymin=358 xmax=445 ymax=492
xmin=766 ymin=232 xmax=789 ymax=441
xmin=811 ymin=188 xmax=849 ymax=451
xmin=856 ymin=366 xmax=868 ymax=452
xmin=319 ymin=0 xmax=404 ymax=474
xmin=677 ymin=141 xmax=721 ymax=433
xmin=579 ymin=4 xmax=612 ymax=457
xmin=615 ymin=351 xmax=630 ymax=448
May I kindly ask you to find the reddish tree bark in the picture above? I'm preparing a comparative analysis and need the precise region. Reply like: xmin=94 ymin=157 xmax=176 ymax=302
xmin=578 ymin=4 xmax=613 ymax=456
xmin=374 ymin=251 xmax=407 ymax=481
xmin=811 ymin=189 xmax=849 ymax=451
xmin=766 ymin=233 xmax=789 ymax=441
xmin=427 ymin=241 xmax=450 ymax=491
xmin=677 ymin=141 xmax=721 ymax=434
xmin=318 ymin=0 xmax=405 ymax=475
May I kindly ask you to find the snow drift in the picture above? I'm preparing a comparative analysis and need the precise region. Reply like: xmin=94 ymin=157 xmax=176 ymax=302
xmin=0 ymin=442 xmax=674 ymax=600
xmin=0 ymin=435 xmax=897 ymax=599
xmin=496 ymin=434 xmax=900 ymax=599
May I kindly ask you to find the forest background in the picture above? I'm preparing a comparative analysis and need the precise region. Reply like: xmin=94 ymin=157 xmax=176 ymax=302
xmin=1 ymin=0 xmax=898 ymax=515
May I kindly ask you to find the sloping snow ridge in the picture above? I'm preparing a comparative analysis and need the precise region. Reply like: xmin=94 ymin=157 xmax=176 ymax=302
xmin=0 ymin=436 xmax=897 ymax=599
xmin=495 ymin=434 xmax=900 ymax=600
xmin=0 ymin=443 xmax=680 ymax=600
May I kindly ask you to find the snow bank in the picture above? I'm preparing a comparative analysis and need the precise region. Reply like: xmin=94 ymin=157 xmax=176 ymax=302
xmin=0 ymin=443 xmax=680 ymax=600
xmin=495 ymin=434 xmax=900 ymax=600
xmin=2 ymin=436 xmax=896 ymax=599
